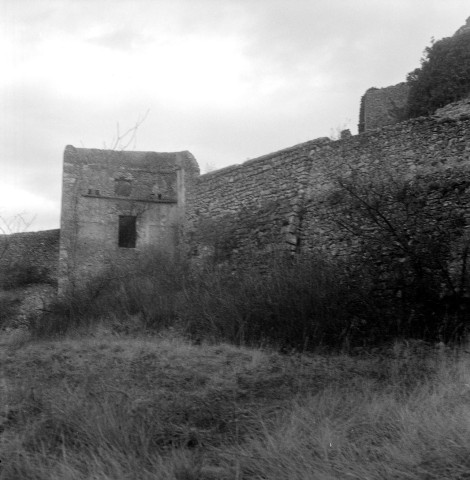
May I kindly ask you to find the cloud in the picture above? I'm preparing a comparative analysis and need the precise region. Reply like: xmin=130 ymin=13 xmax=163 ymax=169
xmin=0 ymin=182 xmax=59 ymax=232
xmin=1 ymin=0 xmax=469 ymax=231
xmin=87 ymin=28 xmax=153 ymax=51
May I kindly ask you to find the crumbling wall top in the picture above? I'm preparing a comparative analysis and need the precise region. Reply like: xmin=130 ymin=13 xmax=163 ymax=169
xmin=360 ymin=83 xmax=410 ymax=132
xmin=64 ymin=146 xmax=199 ymax=172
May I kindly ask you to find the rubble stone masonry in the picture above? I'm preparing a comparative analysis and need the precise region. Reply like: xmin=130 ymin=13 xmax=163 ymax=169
xmin=361 ymin=83 xmax=410 ymax=132
xmin=189 ymin=102 xmax=470 ymax=263
xmin=4 ymin=101 xmax=470 ymax=290
xmin=58 ymin=147 xmax=199 ymax=294
xmin=0 ymin=229 xmax=59 ymax=286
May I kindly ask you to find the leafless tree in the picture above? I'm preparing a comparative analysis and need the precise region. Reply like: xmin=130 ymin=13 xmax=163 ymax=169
xmin=0 ymin=213 xmax=35 ymax=260
xmin=328 ymin=167 xmax=470 ymax=342
xmin=105 ymin=110 xmax=150 ymax=151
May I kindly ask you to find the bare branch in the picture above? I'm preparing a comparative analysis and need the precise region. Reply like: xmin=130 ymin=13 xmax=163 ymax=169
xmin=0 ymin=212 xmax=35 ymax=263
xmin=106 ymin=110 xmax=150 ymax=151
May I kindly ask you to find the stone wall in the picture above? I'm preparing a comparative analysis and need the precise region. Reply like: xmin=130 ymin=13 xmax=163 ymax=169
xmin=10 ymin=104 xmax=470 ymax=292
xmin=189 ymin=107 xmax=470 ymax=264
xmin=187 ymin=137 xmax=331 ymax=261
xmin=361 ymin=83 xmax=410 ymax=132
xmin=434 ymin=96 xmax=470 ymax=120
xmin=0 ymin=229 xmax=59 ymax=287
xmin=59 ymin=146 xmax=199 ymax=294
xmin=300 ymin=115 xmax=470 ymax=257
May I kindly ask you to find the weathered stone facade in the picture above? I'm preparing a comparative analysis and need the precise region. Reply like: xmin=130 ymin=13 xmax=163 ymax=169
xmin=299 ymin=114 xmax=470 ymax=257
xmin=187 ymin=137 xmax=331 ymax=261
xmin=357 ymin=17 xmax=470 ymax=134
xmin=58 ymin=146 xmax=199 ymax=294
xmin=188 ymin=101 xmax=470 ymax=265
xmin=360 ymin=83 xmax=410 ymax=132
xmin=0 ymin=229 xmax=59 ymax=287
xmin=10 ymin=93 xmax=470 ymax=294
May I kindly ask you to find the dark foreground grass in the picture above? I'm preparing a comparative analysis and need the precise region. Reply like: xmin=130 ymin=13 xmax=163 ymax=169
xmin=1 ymin=331 xmax=469 ymax=479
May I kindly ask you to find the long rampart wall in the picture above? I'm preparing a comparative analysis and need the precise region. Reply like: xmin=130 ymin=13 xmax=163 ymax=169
xmin=4 ymin=105 xmax=470 ymax=286
xmin=187 ymin=137 xmax=331 ymax=259
xmin=189 ymin=111 xmax=470 ymax=262
xmin=300 ymin=115 xmax=470 ymax=256
xmin=0 ymin=229 xmax=60 ymax=287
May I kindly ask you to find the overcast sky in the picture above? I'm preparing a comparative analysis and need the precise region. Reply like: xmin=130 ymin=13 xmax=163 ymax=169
xmin=0 ymin=0 xmax=468 ymax=231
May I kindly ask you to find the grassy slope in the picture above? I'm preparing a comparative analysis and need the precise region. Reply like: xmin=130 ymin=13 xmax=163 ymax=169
xmin=1 ymin=332 xmax=470 ymax=479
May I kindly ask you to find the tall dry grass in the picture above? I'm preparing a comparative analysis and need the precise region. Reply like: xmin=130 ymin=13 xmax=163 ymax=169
xmin=1 ymin=334 xmax=469 ymax=479
xmin=31 ymin=251 xmax=381 ymax=350
xmin=34 ymin=246 xmax=469 ymax=349
xmin=233 ymin=349 xmax=470 ymax=479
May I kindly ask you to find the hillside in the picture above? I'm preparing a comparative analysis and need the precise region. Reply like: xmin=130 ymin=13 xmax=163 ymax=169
xmin=2 ymin=16 xmax=470 ymax=480
xmin=1 ymin=332 xmax=470 ymax=479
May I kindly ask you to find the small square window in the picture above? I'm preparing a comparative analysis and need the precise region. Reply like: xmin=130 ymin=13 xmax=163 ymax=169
xmin=118 ymin=216 xmax=136 ymax=248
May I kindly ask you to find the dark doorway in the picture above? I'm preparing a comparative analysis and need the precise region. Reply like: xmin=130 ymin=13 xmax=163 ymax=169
xmin=119 ymin=216 xmax=137 ymax=248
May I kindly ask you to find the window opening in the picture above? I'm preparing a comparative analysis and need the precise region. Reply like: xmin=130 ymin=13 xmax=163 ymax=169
xmin=118 ymin=216 xmax=137 ymax=248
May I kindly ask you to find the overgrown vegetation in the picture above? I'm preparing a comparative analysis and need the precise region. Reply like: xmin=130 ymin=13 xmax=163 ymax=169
xmin=329 ymin=168 xmax=470 ymax=344
xmin=0 ymin=261 xmax=50 ymax=291
xmin=0 ymin=291 xmax=22 ymax=327
xmin=32 ymin=251 xmax=372 ymax=350
xmin=406 ymin=30 xmax=470 ymax=117
xmin=1 ymin=334 xmax=469 ymax=479
xmin=0 ymin=214 xmax=49 ymax=290
xmin=32 ymin=237 xmax=469 ymax=350
xmin=29 ymin=165 xmax=470 ymax=349
xmin=2 ymin=168 xmax=470 ymax=479
xmin=4 ymin=28 xmax=470 ymax=477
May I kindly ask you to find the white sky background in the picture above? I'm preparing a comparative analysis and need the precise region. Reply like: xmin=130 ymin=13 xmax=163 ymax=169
xmin=0 ymin=0 xmax=468 ymax=231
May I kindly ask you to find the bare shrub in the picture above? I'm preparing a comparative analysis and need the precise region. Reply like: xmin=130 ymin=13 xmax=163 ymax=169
xmin=0 ymin=213 xmax=44 ymax=290
xmin=0 ymin=290 xmax=22 ymax=328
xmin=0 ymin=261 xmax=50 ymax=290
xmin=178 ymin=253 xmax=375 ymax=351
xmin=30 ymin=247 xmax=188 ymax=338
xmin=30 ymin=246 xmax=375 ymax=350
xmin=328 ymin=167 xmax=470 ymax=343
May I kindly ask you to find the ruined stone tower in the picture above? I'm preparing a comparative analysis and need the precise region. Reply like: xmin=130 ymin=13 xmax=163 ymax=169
xmin=58 ymin=146 xmax=199 ymax=294
xmin=359 ymin=83 xmax=410 ymax=132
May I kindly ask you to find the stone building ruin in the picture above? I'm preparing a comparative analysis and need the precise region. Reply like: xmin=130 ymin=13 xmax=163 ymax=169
xmin=49 ymin=17 xmax=470 ymax=295
xmin=359 ymin=82 xmax=410 ymax=132
xmin=56 ymin=93 xmax=470 ymax=296
xmin=58 ymin=146 xmax=199 ymax=293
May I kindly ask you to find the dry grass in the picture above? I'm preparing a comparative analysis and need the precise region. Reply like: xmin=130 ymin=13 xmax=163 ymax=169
xmin=233 ymin=357 xmax=470 ymax=479
xmin=1 ymin=331 xmax=469 ymax=479
xmin=32 ymin=252 xmax=377 ymax=350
